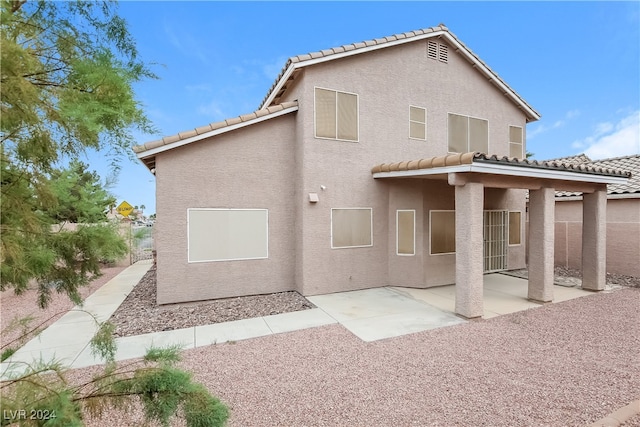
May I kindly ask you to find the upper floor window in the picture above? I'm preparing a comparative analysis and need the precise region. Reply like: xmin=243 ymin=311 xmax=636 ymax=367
xmin=315 ymin=87 xmax=358 ymax=142
xmin=409 ymin=106 xmax=426 ymax=140
xmin=509 ymin=126 xmax=524 ymax=158
xmin=448 ymin=113 xmax=488 ymax=154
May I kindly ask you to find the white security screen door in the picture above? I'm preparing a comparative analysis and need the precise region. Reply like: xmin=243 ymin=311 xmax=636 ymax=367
xmin=483 ymin=210 xmax=508 ymax=273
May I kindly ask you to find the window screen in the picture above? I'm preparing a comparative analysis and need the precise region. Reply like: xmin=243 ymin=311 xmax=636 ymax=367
xmin=315 ymin=88 xmax=337 ymax=139
xmin=188 ymin=209 xmax=268 ymax=262
xmin=331 ymin=208 xmax=372 ymax=248
xmin=509 ymin=126 xmax=524 ymax=158
xmin=409 ymin=106 xmax=426 ymax=140
xmin=315 ymin=88 xmax=358 ymax=141
xmin=430 ymin=211 xmax=456 ymax=254
xmin=448 ymin=113 xmax=489 ymax=154
xmin=509 ymin=211 xmax=521 ymax=245
xmin=397 ymin=210 xmax=415 ymax=255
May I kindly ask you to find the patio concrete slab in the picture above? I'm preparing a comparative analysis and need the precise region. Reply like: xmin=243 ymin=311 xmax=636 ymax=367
xmin=308 ymin=287 xmax=466 ymax=341
xmin=263 ymin=308 xmax=337 ymax=334
xmin=340 ymin=308 xmax=466 ymax=342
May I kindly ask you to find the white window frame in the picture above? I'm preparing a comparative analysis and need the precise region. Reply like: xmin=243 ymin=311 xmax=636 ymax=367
xmin=187 ymin=208 xmax=269 ymax=263
xmin=509 ymin=125 xmax=524 ymax=159
xmin=314 ymin=86 xmax=360 ymax=143
xmin=508 ymin=210 xmax=522 ymax=246
xmin=429 ymin=210 xmax=456 ymax=256
xmin=446 ymin=112 xmax=490 ymax=154
xmin=409 ymin=105 xmax=427 ymax=141
xmin=396 ymin=209 xmax=416 ymax=256
xmin=330 ymin=207 xmax=373 ymax=249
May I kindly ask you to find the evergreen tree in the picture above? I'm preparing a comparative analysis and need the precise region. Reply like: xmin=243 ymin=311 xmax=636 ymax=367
xmin=0 ymin=2 xmax=229 ymax=425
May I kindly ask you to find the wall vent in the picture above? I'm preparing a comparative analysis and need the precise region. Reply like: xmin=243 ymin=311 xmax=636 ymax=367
xmin=427 ymin=40 xmax=438 ymax=60
xmin=427 ymin=40 xmax=448 ymax=63
xmin=438 ymin=43 xmax=448 ymax=63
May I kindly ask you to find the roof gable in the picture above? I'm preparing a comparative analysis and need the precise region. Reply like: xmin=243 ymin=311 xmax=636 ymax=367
xmin=259 ymin=24 xmax=540 ymax=122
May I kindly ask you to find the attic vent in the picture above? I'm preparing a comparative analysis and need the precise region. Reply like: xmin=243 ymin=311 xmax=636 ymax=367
xmin=438 ymin=44 xmax=448 ymax=63
xmin=427 ymin=40 xmax=438 ymax=60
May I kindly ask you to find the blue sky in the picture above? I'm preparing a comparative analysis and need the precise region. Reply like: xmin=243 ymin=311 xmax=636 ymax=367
xmin=89 ymin=1 xmax=640 ymax=214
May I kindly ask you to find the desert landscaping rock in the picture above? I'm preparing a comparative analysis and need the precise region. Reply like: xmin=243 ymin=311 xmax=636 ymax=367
xmin=109 ymin=268 xmax=315 ymax=337
xmin=74 ymin=286 xmax=640 ymax=427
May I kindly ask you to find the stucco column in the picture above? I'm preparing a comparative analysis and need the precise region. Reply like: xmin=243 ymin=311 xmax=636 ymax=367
xmin=582 ymin=189 xmax=607 ymax=291
xmin=528 ymin=187 xmax=555 ymax=303
xmin=454 ymin=182 xmax=484 ymax=319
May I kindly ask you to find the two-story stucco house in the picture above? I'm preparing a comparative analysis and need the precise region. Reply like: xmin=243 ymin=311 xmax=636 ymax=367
xmin=134 ymin=24 xmax=630 ymax=319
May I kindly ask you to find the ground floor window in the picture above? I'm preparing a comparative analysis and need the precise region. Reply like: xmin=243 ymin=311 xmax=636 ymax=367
xmin=187 ymin=208 xmax=268 ymax=262
xmin=509 ymin=211 xmax=522 ymax=245
xmin=430 ymin=210 xmax=456 ymax=255
xmin=397 ymin=210 xmax=415 ymax=255
xmin=331 ymin=208 xmax=373 ymax=249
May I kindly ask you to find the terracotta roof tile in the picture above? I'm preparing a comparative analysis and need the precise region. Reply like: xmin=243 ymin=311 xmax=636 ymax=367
xmin=195 ymin=124 xmax=213 ymax=135
xmin=162 ymin=134 xmax=180 ymax=145
xmin=178 ymin=129 xmax=197 ymax=139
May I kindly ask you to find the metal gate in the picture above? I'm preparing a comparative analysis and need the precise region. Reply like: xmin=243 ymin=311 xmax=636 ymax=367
xmin=483 ymin=210 xmax=508 ymax=273
xmin=131 ymin=225 xmax=154 ymax=264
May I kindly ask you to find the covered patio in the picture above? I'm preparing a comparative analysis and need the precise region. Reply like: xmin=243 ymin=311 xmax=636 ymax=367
xmin=372 ymin=152 xmax=631 ymax=319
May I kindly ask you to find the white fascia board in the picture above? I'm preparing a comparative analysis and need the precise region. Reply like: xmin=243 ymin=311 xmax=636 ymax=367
xmin=555 ymin=193 xmax=639 ymax=201
xmin=260 ymin=65 xmax=296 ymax=109
xmin=469 ymin=163 xmax=629 ymax=184
xmin=373 ymin=162 xmax=630 ymax=185
xmin=608 ymin=192 xmax=640 ymax=199
xmin=137 ymin=105 xmax=299 ymax=160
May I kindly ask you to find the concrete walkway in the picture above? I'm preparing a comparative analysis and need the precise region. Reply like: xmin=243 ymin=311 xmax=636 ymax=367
xmin=1 ymin=262 xmax=596 ymax=378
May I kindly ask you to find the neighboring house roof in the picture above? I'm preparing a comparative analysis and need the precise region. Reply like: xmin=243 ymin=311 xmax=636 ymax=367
xmin=259 ymin=23 xmax=541 ymax=122
xmin=371 ymin=152 xmax=632 ymax=183
xmin=551 ymin=154 xmax=640 ymax=197
xmin=133 ymin=101 xmax=299 ymax=170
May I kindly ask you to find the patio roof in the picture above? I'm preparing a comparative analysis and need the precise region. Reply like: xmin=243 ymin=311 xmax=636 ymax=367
xmin=371 ymin=152 xmax=631 ymax=187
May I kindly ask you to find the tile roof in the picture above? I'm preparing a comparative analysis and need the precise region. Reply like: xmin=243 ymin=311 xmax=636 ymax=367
xmin=551 ymin=154 xmax=640 ymax=197
xmin=259 ymin=24 xmax=540 ymax=122
xmin=133 ymin=101 xmax=298 ymax=169
xmin=371 ymin=152 xmax=632 ymax=178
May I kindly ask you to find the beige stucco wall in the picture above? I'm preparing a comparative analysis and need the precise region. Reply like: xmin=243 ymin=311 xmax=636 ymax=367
xmin=154 ymin=37 xmax=533 ymax=304
xmin=552 ymin=198 xmax=640 ymax=277
xmin=280 ymin=38 xmax=529 ymax=296
xmin=154 ymin=114 xmax=297 ymax=304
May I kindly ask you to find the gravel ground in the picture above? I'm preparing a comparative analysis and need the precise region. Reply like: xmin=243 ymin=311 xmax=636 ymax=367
xmin=71 ymin=287 xmax=639 ymax=426
xmin=109 ymin=268 xmax=314 ymax=337
xmin=0 ymin=265 xmax=126 ymax=351
xmin=504 ymin=266 xmax=640 ymax=289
